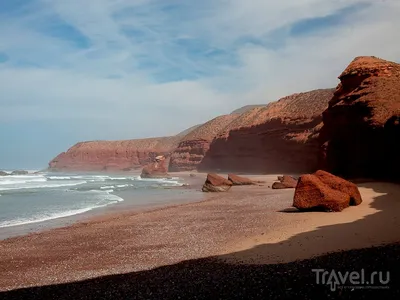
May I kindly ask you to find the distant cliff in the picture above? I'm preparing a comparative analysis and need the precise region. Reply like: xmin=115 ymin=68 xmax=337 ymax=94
xmin=197 ymin=89 xmax=335 ymax=174
xmin=48 ymin=137 xmax=181 ymax=172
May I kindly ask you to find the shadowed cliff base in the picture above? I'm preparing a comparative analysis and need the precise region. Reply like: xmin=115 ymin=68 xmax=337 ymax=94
xmin=198 ymin=117 xmax=322 ymax=174
xmin=197 ymin=88 xmax=334 ymax=174
xmin=1 ymin=182 xmax=400 ymax=299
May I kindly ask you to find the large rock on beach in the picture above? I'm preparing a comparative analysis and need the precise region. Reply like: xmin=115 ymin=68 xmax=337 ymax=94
xmin=314 ymin=170 xmax=362 ymax=205
xmin=141 ymin=156 xmax=170 ymax=179
xmin=202 ymin=173 xmax=232 ymax=192
xmin=0 ymin=171 xmax=8 ymax=176
xmin=228 ymin=174 xmax=256 ymax=185
xmin=293 ymin=174 xmax=350 ymax=212
xmin=293 ymin=170 xmax=362 ymax=212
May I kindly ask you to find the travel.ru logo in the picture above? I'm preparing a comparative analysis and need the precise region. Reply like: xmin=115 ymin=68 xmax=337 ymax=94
xmin=312 ymin=268 xmax=390 ymax=291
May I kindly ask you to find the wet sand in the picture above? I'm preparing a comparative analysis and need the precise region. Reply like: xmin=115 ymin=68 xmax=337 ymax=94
xmin=0 ymin=173 xmax=400 ymax=298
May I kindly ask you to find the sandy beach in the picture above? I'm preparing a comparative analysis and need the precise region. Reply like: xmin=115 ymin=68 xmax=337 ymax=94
xmin=1 ymin=173 xmax=400 ymax=298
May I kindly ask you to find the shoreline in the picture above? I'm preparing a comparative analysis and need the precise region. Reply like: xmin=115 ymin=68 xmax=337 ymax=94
xmin=0 ymin=174 xmax=399 ymax=292
xmin=0 ymin=172 xmax=208 ymax=240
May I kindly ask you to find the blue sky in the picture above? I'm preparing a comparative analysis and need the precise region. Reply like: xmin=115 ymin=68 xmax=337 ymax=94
xmin=0 ymin=0 xmax=399 ymax=169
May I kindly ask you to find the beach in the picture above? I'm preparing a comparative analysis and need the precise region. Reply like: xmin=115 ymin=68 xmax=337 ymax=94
xmin=1 ymin=173 xmax=400 ymax=298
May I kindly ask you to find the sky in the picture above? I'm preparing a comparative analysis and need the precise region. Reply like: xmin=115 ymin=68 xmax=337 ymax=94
xmin=0 ymin=0 xmax=399 ymax=169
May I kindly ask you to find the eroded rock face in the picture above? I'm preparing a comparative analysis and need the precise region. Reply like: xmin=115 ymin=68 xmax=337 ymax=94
xmin=293 ymin=174 xmax=350 ymax=212
xmin=314 ymin=170 xmax=362 ymax=205
xmin=319 ymin=56 xmax=400 ymax=179
xmin=202 ymin=173 xmax=232 ymax=192
xmin=169 ymin=115 xmax=239 ymax=172
xmin=141 ymin=156 xmax=169 ymax=179
xmin=48 ymin=137 xmax=181 ymax=172
xmin=228 ymin=174 xmax=256 ymax=185
xmin=293 ymin=170 xmax=362 ymax=212
xmin=198 ymin=89 xmax=334 ymax=174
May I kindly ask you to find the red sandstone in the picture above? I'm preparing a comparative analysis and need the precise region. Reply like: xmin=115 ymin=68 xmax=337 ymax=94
xmin=293 ymin=170 xmax=362 ymax=212
xmin=202 ymin=173 xmax=232 ymax=192
xmin=169 ymin=115 xmax=239 ymax=172
xmin=293 ymin=174 xmax=351 ymax=212
xmin=319 ymin=56 xmax=400 ymax=179
xmin=228 ymin=174 xmax=256 ymax=185
xmin=198 ymin=89 xmax=334 ymax=174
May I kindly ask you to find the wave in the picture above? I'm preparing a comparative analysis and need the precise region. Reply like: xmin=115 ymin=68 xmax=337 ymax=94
xmin=0 ymin=189 xmax=124 ymax=228
xmin=0 ymin=174 xmax=47 ymax=182
xmin=47 ymin=176 xmax=71 ymax=180
xmin=0 ymin=204 xmax=112 ymax=228
xmin=0 ymin=178 xmax=47 ymax=185
xmin=0 ymin=181 xmax=87 ymax=191
xmin=162 ymin=182 xmax=184 ymax=187
xmin=116 ymin=184 xmax=131 ymax=188
xmin=90 ymin=189 xmax=124 ymax=202
xmin=100 ymin=185 xmax=115 ymax=190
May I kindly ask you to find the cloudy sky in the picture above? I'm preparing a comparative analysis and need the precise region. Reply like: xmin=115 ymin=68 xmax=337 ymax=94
xmin=0 ymin=0 xmax=399 ymax=169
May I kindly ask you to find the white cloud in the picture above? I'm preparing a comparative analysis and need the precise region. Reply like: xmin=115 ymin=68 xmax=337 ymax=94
xmin=0 ymin=0 xmax=399 ymax=141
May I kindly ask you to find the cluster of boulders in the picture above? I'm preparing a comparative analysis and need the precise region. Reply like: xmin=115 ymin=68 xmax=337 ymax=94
xmin=272 ymin=175 xmax=298 ymax=189
xmin=293 ymin=170 xmax=362 ymax=212
xmin=201 ymin=170 xmax=363 ymax=213
xmin=202 ymin=173 xmax=257 ymax=192
xmin=0 ymin=170 xmax=29 ymax=176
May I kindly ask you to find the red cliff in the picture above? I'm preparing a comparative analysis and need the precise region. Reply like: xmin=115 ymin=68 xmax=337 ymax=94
xmin=197 ymin=89 xmax=335 ymax=174
xmin=49 ymin=136 xmax=181 ymax=172
xmin=319 ymin=56 xmax=400 ymax=179
xmin=168 ymin=114 xmax=240 ymax=171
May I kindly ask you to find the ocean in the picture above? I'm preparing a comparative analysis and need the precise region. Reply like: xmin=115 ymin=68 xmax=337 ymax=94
xmin=0 ymin=170 xmax=196 ymax=236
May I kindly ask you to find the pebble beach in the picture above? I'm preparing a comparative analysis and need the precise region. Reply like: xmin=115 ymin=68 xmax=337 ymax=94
xmin=0 ymin=173 xmax=399 ymax=298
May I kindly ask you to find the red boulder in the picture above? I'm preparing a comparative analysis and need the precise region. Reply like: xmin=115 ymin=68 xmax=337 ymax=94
xmin=202 ymin=173 xmax=232 ymax=192
xmin=228 ymin=174 xmax=256 ymax=186
xmin=293 ymin=174 xmax=350 ymax=212
xmin=272 ymin=175 xmax=298 ymax=189
xmin=141 ymin=157 xmax=169 ymax=178
xmin=314 ymin=170 xmax=362 ymax=205
xmin=293 ymin=170 xmax=362 ymax=212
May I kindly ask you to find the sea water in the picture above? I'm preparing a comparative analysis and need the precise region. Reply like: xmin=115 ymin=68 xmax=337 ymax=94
xmin=0 ymin=171 xmax=188 ymax=231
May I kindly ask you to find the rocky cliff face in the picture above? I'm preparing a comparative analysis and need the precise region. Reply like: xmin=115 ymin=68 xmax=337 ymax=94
xmin=49 ymin=88 xmax=334 ymax=173
xmin=49 ymin=136 xmax=181 ymax=172
xmin=168 ymin=115 xmax=239 ymax=171
xmin=197 ymin=89 xmax=335 ymax=174
xmin=319 ymin=56 xmax=400 ymax=179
